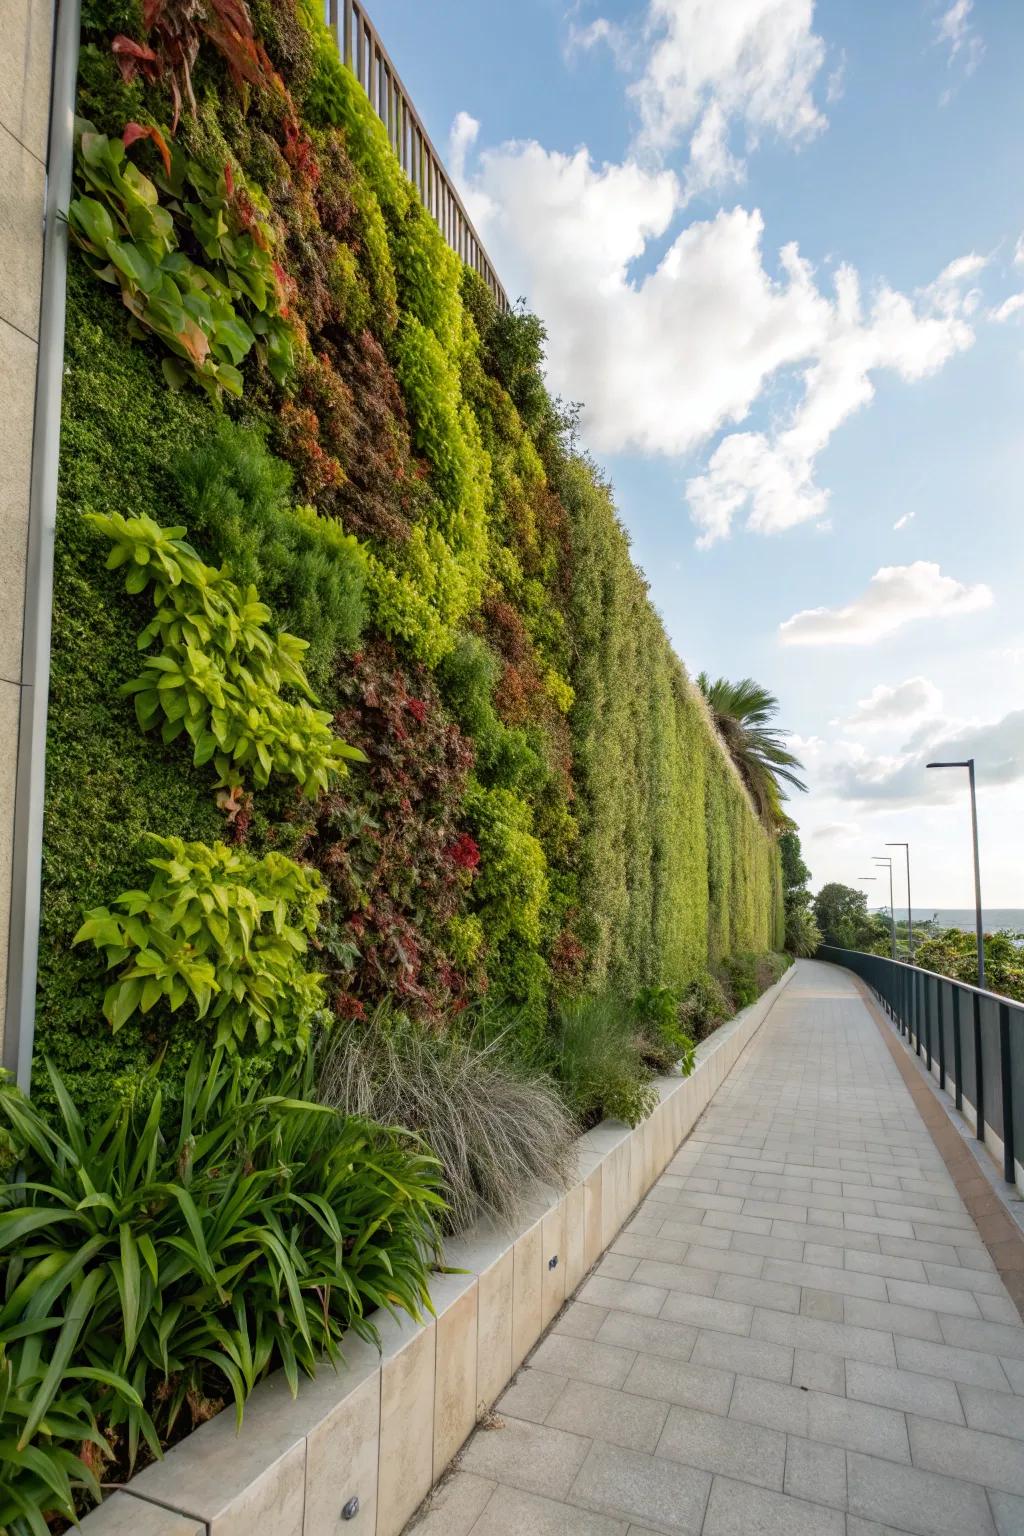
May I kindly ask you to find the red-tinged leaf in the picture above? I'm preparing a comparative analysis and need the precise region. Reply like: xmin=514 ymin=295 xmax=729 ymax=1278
xmin=177 ymin=318 xmax=210 ymax=367
xmin=224 ymin=161 xmax=235 ymax=200
xmin=111 ymin=35 xmax=160 ymax=83
xmin=123 ymin=121 xmax=172 ymax=178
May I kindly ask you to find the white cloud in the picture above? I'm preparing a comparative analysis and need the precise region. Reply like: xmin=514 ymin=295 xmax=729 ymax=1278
xmin=468 ymin=152 xmax=833 ymax=456
xmin=449 ymin=110 xmax=480 ymax=185
xmin=1015 ymin=233 xmax=1024 ymax=268
xmin=990 ymin=292 xmax=1024 ymax=324
xmin=935 ymin=0 xmax=984 ymax=75
xmin=779 ymin=561 xmax=994 ymax=646
xmin=894 ymin=512 xmax=915 ymax=530
xmin=830 ymin=708 xmax=1024 ymax=804
xmin=628 ymin=0 xmax=827 ymax=192
xmin=687 ymin=259 xmax=980 ymax=544
xmin=466 ymin=136 xmax=982 ymax=496
xmin=846 ymin=678 xmax=943 ymax=729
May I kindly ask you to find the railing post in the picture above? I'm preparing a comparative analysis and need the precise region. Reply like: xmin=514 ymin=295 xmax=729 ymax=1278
xmin=913 ymin=970 xmax=921 ymax=1056
xmin=937 ymin=985 xmax=945 ymax=1091
xmin=952 ymin=989 xmax=963 ymax=1110
xmin=973 ymin=992 xmax=984 ymax=1143
xmin=924 ymin=975 xmax=932 ymax=1071
xmin=999 ymin=1002 xmax=1015 ymax=1183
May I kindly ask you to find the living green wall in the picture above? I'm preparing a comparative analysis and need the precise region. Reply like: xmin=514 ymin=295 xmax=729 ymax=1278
xmin=37 ymin=0 xmax=782 ymax=1111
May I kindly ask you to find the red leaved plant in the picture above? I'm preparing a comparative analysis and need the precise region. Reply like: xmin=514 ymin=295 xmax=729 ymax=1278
xmin=113 ymin=0 xmax=286 ymax=131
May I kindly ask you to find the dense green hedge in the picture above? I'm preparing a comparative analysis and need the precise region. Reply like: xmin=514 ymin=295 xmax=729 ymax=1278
xmin=37 ymin=0 xmax=783 ymax=1113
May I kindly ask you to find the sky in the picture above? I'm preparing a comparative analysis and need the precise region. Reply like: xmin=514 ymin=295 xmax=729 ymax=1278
xmin=367 ymin=0 xmax=1024 ymax=911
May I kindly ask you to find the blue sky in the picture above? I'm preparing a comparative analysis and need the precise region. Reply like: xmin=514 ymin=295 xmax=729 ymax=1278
xmin=369 ymin=0 xmax=1024 ymax=909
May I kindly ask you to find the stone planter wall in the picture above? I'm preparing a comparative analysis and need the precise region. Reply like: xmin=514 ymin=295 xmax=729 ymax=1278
xmin=80 ymin=965 xmax=794 ymax=1536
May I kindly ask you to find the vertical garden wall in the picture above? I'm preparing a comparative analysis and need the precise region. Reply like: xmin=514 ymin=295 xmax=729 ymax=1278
xmin=37 ymin=0 xmax=783 ymax=1118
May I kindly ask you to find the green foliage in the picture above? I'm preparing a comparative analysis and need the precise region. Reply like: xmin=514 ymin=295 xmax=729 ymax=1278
xmin=679 ymin=971 xmax=732 ymax=1043
xmin=786 ymin=903 xmax=822 ymax=958
xmin=915 ymin=928 xmax=1024 ymax=1001
xmin=697 ymin=675 xmax=806 ymax=829
xmin=89 ymin=510 xmax=364 ymax=796
xmin=633 ymin=985 xmax=696 ymax=1076
xmin=0 ymin=1052 xmax=442 ymax=1526
xmin=0 ymin=1336 xmax=105 ymax=1536
xmin=779 ymin=829 xmax=819 ymax=955
xmin=562 ymin=456 xmax=780 ymax=994
xmin=173 ymin=418 xmax=367 ymax=687
xmin=69 ymin=121 xmax=294 ymax=397
xmin=464 ymin=780 xmax=548 ymax=948
xmin=74 ymin=836 xmax=327 ymax=1053
xmin=718 ymin=950 xmax=790 ymax=1010
xmin=812 ymin=883 xmax=889 ymax=953
xmin=319 ymin=1009 xmax=576 ymax=1234
xmin=550 ymin=993 xmax=658 ymax=1127
xmin=438 ymin=634 xmax=544 ymax=794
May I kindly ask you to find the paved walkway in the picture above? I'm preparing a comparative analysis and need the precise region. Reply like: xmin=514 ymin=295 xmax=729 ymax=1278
xmin=416 ymin=960 xmax=1024 ymax=1536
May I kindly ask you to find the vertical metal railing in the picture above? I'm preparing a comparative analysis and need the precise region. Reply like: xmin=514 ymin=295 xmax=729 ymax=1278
xmin=818 ymin=945 xmax=1023 ymax=1190
xmin=323 ymin=0 xmax=509 ymax=311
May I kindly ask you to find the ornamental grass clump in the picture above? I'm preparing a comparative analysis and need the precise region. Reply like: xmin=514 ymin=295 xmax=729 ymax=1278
xmin=318 ymin=1010 xmax=577 ymax=1235
xmin=0 ymin=1050 xmax=442 ymax=1531
xmin=550 ymin=992 xmax=658 ymax=1129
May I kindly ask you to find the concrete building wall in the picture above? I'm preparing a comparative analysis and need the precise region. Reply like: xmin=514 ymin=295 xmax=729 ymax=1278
xmin=0 ymin=2 xmax=53 ymax=1060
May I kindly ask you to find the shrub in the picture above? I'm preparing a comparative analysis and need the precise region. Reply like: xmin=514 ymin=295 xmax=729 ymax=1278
xmin=89 ymin=510 xmax=364 ymax=797
xmin=0 ymin=1051 xmax=442 ymax=1527
xmin=73 ymin=835 xmax=327 ymax=1053
xmin=464 ymin=780 xmax=549 ymax=947
xmin=785 ymin=901 xmax=821 ymax=957
xmin=719 ymin=952 xmax=759 ymax=1009
xmin=633 ymin=984 xmax=696 ymax=1076
xmin=679 ymin=971 xmax=733 ymax=1043
xmin=319 ymin=1010 xmax=577 ymax=1235
xmin=550 ymin=993 xmax=657 ymax=1128
xmin=717 ymin=951 xmax=790 ymax=1011
xmin=173 ymin=419 xmax=367 ymax=686
xmin=915 ymin=928 xmax=1024 ymax=1001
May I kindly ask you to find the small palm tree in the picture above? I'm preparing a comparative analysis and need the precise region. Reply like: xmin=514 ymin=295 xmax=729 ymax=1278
xmin=697 ymin=674 xmax=806 ymax=827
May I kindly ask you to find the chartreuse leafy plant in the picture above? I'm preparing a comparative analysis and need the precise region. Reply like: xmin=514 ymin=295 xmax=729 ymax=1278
xmin=74 ymin=836 xmax=326 ymax=1052
xmin=0 ymin=1051 xmax=442 ymax=1528
xmin=68 ymin=119 xmax=294 ymax=397
xmin=88 ymin=511 xmax=364 ymax=796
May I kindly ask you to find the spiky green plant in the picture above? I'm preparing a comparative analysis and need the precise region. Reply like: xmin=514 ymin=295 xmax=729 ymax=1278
xmin=0 ymin=1052 xmax=443 ymax=1529
xmin=697 ymin=674 xmax=807 ymax=827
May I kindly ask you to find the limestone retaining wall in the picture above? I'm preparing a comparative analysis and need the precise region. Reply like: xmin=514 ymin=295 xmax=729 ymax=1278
xmin=79 ymin=965 xmax=794 ymax=1536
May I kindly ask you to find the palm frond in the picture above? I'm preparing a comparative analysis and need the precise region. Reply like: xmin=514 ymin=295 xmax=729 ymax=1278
xmin=697 ymin=673 xmax=807 ymax=826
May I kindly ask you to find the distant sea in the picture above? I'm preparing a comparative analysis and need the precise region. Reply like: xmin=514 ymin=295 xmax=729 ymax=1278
xmin=883 ymin=908 xmax=1024 ymax=934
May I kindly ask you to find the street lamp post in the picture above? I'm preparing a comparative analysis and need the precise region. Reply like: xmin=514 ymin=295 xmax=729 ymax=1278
xmin=885 ymin=842 xmax=913 ymax=959
xmin=926 ymin=758 xmax=985 ymax=990
xmin=873 ymin=857 xmax=897 ymax=960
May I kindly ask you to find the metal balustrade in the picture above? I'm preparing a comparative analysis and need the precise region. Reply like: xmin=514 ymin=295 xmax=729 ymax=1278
xmin=323 ymin=0 xmax=509 ymax=311
xmin=819 ymin=945 xmax=1024 ymax=1190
